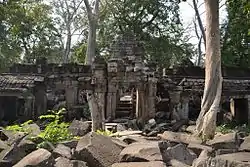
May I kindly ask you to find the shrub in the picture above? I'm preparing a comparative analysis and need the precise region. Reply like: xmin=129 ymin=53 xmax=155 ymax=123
xmin=5 ymin=120 xmax=34 ymax=133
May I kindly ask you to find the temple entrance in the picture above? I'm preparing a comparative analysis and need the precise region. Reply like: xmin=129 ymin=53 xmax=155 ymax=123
xmin=0 ymin=96 xmax=19 ymax=123
xmin=234 ymin=98 xmax=248 ymax=125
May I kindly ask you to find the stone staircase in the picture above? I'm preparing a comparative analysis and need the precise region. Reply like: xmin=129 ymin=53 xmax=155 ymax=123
xmin=116 ymin=95 xmax=133 ymax=118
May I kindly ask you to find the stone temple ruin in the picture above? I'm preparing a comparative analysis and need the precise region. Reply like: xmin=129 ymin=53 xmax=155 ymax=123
xmin=1 ymin=34 xmax=250 ymax=126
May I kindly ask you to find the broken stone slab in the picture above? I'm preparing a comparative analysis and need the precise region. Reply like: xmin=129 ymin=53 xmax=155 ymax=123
xmin=204 ymin=152 xmax=250 ymax=167
xmin=206 ymin=132 xmax=240 ymax=149
xmin=54 ymin=157 xmax=73 ymax=167
xmin=158 ymin=131 xmax=202 ymax=145
xmin=215 ymin=148 xmax=238 ymax=155
xmin=239 ymin=135 xmax=250 ymax=151
xmin=71 ymin=160 xmax=88 ymax=167
xmin=0 ymin=140 xmax=8 ymax=152
xmin=192 ymin=149 xmax=211 ymax=167
xmin=112 ymin=138 xmax=128 ymax=149
xmin=13 ymin=148 xmax=55 ymax=167
xmin=68 ymin=120 xmax=91 ymax=136
xmin=23 ymin=123 xmax=41 ymax=136
xmin=187 ymin=143 xmax=212 ymax=156
xmin=0 ymin=137 xmax=37 ymax=165
xmin=186 ymin=125 xmax=196 ymax=134
xmin=111 ymin=161 xmax=166 ymax=167
xmin=119 ymin=142 xmax=162 ymax=162
xmin=169 ymin=159 xmax=191 ymax=167
xmin=53 ymin=144 xmax=72 ymax=159
xmin=119 ymin=135 xmax=147 ymax=145
xmin=59 ymin=139 xmax=78 ymax=149
xmin=110 ymin=130 xmax=142 ymax=137
xmin=75 ymin=132 xmax=122 ymax=167
xmin=161 ymin=143 xmax=197 ymax=165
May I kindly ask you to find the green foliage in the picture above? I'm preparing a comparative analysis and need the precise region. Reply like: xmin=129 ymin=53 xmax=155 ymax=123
xmin=216 ymin=123 xmax=250 ymax=135
xmin=5 ymin=120 xmax=34 ymax=133
xmin=221 ymin=0 xmax=250 ymax=68
xmin=37 ymin=108 xmax=73 ymax=145
xmin=96 ymin=129 xmax=114 ymax=136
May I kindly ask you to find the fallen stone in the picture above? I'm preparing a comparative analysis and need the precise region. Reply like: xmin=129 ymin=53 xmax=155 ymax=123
xmin=59 ymin=140 xmax=78 ymax=149
xmin=205 ymin=152 xmax=250 ymax=167
xmin=111 ymin=161 xmax=166 ymax=167
xmin=206 ymin=132 xmax=240 ymax=149
xmin=119 ymin=142 xmax=162 ymax=162
xmin=187 ymin=143 xmax=212 ymax=156
xmin=171 ymin=119 xmax=189 ymax=132
xmin=186 ymin=125 xmax=196 ymax=134
xmin=240 ymin=135 xmax=250 ymax=151
xmin=23 ymin=123 xmax=41 ymax=136
xmin=54 ymin=157 xmax=73 ymax=167
xmin=162 ymin=143 xmax=197 ymax=165
xmin=110 ymin=131 xmax=142 ymax=137
xmin=71 ymin=160 xmax=88 ymax=167
xmin=68 ymin=120 xmax=91 ymax=136
xmin=75 ymin=132 xmax=122 ymax=167
xmin=119 ymin=135 xmax=147 ymax=144
xmin=158 ymin=131 xmax=202 ymax=145
xmin=53 ymin=144 xmax=72 ymax=159
xmin=112 ymin=138 xmax=128 ymax=149
xmin=169 ymin=159 xmax=191 ymax=167
xmin=215 ymin=148 xmax=238 ymax=155
xmin=13 ymin=148 xmax=55 ymax=167
xmin=0 ymin=140 xmax=8 ymax=152
xmin=192 ymin=149 xmax=211 ymax=167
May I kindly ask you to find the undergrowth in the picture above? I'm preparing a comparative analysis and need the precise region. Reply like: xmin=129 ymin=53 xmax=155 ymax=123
xmin=96 ymin=129 xmax=114 ymax=136
xmin=216 ymin=123 xmax=250 ymax=135
xmin=5 ymin=108 xmax=77 ymax=149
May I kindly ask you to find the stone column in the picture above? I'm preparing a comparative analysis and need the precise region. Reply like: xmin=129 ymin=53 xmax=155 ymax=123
xmin=106 ymin=82 xmax=118 ymax=119
xmin=147 ymin=77 xmax=158 ymax=119
xmin=168 ymin=89 xmax=182 ymax=120
xmin=179 ymin=94 xmax=189 ymax=119
xmin=136 ymin=83 xmax=146 ymax=121
xmin=230 ymin=98 xmax=235 ymax=117
xmin=247 ymin=95 xmax=250 ymax=124
xmin=65 ymin=80 xmax=78 ymax=109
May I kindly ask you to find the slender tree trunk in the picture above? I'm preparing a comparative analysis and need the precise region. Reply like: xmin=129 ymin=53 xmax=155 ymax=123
xmin=197 ymin=36 xmax=202 ymax=66
xmin=84 ymin=0 xmax=103 ymax=131
xmin=195 ymin=0 xmax=222 ymax=140
xmin=193 ymin=0 xmax=206 ymax=49
xmin=64 ymin=26 xmax=72 ymax=63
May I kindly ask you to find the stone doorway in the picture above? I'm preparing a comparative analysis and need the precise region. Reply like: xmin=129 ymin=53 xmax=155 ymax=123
xmin=234 ymin=98 xmax=248 ymax=125
xmin=0 ymin=96 xmax=19 ymax=123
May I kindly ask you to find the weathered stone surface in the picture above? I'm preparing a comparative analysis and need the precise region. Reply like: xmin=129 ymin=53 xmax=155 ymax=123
xmin=111 ymin=161 xmax=166 ymax=167
xmin=240 ymin=135 xmax=250 ymax=151
xmin=119 ymin=135 xmax=147 ymax=145
xmin=119 ymin=142 xmax=162 ymax=162
xmin=110 ymin=131 xmax=142 ymax=137
xmin=0 ymin=138 xmax=36 ymax=165
xmin=13 ymin=148 xmax=55 ymax=167
xmin=112 ymin=138 xmax=128 ymax=149
xmin=215 ymin=148 xmax=238 ymax=155
xmin=68 ymin=120 xmax=91 ymax=136
xmin=197 ymin=152 xmax=250 ymax=167
xmin=0 ymin=140 xmax=8 ymax=152
xmin=206 ymin=132 xmax=240 ymax=149
xmin=59 ymin=140 xmax=78 ymax=149
xmin=75 ymin=132 xmax=122 ymax=167
xmin=162 ymin=143 xmax=197 ymax=165
xmin=23 ymin=123 xmax=41 ymax=136
xmin=187 ymin=143 xmax=212 ymax=156
xmin=169 ymin=159 xmax=191 ymax=167
xmin=53 ymin=144 xmax=72 ymax=159
xmin=186 ymin=125 xmax=196 ymax=134
xmin=192 ymin=149 xmax=211 ymax=167
xmin=54 ymin=157 xmax=73 ymax=167
xmin=158 ymin=131 xmax=202 ymax=145
xmin=71 ymin=160 xmax=88 ymax=167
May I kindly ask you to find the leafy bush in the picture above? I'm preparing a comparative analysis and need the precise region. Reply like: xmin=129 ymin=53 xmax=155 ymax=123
xmin=5 ymin=120 xmax=34 ymax=133
xmin=216 ymin=124 xmax=234 ymax=134
xmin=216 ymin=123 xmax=250 ymax=135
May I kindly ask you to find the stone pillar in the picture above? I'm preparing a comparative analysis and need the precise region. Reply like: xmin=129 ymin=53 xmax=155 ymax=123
xmin=136 ymin=83 xmax=146 ymax=121
xmin=168 ymin=89 xmax=182 ymax=120
xmin=247 ymin=96 xmax=250 ymax=124
xmin=106 ymin=82 xmax=118 ymax=119
xmin=230 ymin=98 xmax=235 ymax=117
xmin=65 ymin=80 xmax=78 ymax=108
xmin=147 ymin=77 xmax=158 ymax=119
xmin=179 ymin=94 xmax=189 ymax=119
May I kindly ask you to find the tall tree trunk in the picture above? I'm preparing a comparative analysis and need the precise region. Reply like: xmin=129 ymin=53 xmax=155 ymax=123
xmin=64 ymin=26 xmax=72 ymax=63
xmin=84 ymin=0 xmax=103 ymax=131
xmin=195 ymin=0 xmax=222 ymax=140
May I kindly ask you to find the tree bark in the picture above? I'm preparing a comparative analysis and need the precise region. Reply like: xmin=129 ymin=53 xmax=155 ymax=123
xmin=64 ymin=26 xmax=72 ymax=63
xmin=195 ymin=0 xmax=222 ymax=140
xmin=84 ymin=0 xmax=103 ymax=131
